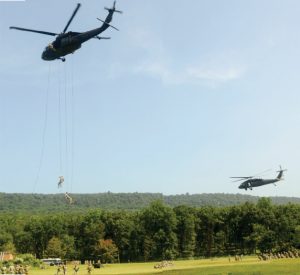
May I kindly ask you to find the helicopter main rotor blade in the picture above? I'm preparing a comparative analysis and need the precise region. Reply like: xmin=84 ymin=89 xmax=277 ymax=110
xmin=10 ymin=26 xmax=57 ymax=36
xmin=230 ymin=177 xmax=253 ymax=179
xmin=230 ymin=176 xmax=252 ymax=183
xmin=230 ymin=169 xmax=272 ymax=180
xmin=63 ymin=3 xmax=81 ymax=33
xmin=252 ymin=169 xmax=272 ymax=178
xmin=232 ymin=178 xmax=249 ymax=182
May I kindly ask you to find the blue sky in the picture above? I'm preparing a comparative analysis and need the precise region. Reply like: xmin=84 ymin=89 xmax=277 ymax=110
xmin=0 ymin=0 xmax=299 ymax=196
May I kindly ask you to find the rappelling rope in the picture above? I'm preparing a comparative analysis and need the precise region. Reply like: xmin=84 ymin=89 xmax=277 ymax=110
xmin=70 ymin=56 xmax=75 ymax=193
xmin=58 ymin=63 xmax=63 ymax=175
xmin=33 ymin=64 xmax=51 ymax=193
xmin=63 ymin=62 xmax=69 ymax=192
xmin=58 ymin=59 xmax=75 ymax=198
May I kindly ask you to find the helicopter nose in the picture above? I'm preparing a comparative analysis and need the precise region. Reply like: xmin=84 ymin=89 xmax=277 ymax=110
xmin=42 ymin=49 xmax=52 ymax=61
xmin=41 ymin=51 xmax=46 ymax=60
xmin=41 ymin=49 xmax=49 ymax=60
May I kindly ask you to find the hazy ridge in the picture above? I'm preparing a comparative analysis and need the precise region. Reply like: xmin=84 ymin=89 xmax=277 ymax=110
xmin=1 ymin=192 xmax=300 ymax=213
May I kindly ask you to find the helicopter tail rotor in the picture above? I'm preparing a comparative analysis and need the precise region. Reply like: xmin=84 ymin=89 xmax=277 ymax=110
xmin=276 ymin=165 xmax=287 ymax=180
xmin=276 ymin=165 xmax=287 ymax=173
xmin=105 ymin=1 xmax=123 ymax=14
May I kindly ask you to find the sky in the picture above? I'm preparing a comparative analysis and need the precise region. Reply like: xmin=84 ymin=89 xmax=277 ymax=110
xmin=0 ymin=0 xmax=300 ymax=196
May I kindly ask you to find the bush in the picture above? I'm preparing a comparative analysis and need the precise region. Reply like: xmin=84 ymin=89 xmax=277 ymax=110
xmin=15 ymin=254 xmax=42 ymax=267
xmin=13 ymin=257 xmax=24 ymax=264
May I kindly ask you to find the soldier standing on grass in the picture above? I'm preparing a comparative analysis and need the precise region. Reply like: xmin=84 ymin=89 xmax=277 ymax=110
xmin=87 ymin=263 xmax=93 ymax=274
xmin=57 ymin=264 xmax=62 ymax=275
xmin=19 ymin=265 xmax=24 ymax=274
xmin=1 ymin=266 xmax=6 ymax=274
xmin=73 ymin=264 xmax=79 ymax=275
xmin=8 ymin=265 xmax=15 ymax=274
xmin=24 ymin=265 xmax=29 ymax=275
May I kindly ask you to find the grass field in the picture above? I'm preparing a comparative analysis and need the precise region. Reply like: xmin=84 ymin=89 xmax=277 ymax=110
xmin=28 ymin=257 xmax=300 ymax=275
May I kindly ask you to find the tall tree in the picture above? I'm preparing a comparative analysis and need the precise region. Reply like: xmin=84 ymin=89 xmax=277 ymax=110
xmin=76 ymin=210 xmax=105 ymax=261
xmin=140 ymin=200 xmax=178 ymax=260
xmin=101 ymin=211 xmax=134 ymax=262
xmin=94 ymin=239 xmax=119 ymax=263
xmin=44 ymin=237 xmax=65 ymax=258
xmin=23 ymin=217 xmax=47 ymax=258
xmin=174 ymin=205 xmax=196 ymax=258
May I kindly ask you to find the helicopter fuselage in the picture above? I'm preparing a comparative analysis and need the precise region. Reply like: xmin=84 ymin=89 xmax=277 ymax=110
xmin=41 ymin=28 xmax=103 ymax=60
xmin=42 ymin=40 xmax=81 ymax=60
xmin=239 ymin=178 xmax=279 ymax=190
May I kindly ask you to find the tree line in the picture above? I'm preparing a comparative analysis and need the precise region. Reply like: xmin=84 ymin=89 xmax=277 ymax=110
xmin=1 ymin=192 xmax=300 ymax=212
xmin=0 ymin=198 xmax=300 ymax=263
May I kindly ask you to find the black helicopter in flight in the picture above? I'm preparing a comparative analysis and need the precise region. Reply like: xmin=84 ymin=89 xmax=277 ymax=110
xmin=10 ymin=1 xmax=122 ymax=62
xmin=230 ymin=166 xmax=287 ymax=190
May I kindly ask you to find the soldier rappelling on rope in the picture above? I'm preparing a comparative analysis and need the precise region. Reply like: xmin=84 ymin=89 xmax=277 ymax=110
xmin=65 ymin=192 xmax=73 ymax=204
xmin=58 ymin=176 xmax=64 ymax=188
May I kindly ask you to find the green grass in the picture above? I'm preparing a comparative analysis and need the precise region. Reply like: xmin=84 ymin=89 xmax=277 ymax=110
xmin=28 ymin=257 xmax=300 ymax=275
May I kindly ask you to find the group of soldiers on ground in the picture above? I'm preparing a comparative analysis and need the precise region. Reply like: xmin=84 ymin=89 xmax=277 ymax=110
xmin=153 ymin=260 xmax=174 ymax=269
xmin=258 ymin=250 xmax=300 ymax=261
xmin=55 ymin=263 xmax=67 ymax=275
xmin=228 ymin=254 xmax=244 ymax=262
xmin=55 ymin=263 xmax=93 ymax=275
xmin=0 ymin=264 xmax=29 ymax=274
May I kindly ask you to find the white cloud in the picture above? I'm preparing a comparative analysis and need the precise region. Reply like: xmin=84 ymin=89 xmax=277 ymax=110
xmin=133 ymin=61 xmax=178 ymax=85
xmin=132 ymin=60 xmax=245 ymax=86
xmin=128 ymin=28 xmax=165 ymax=55
xmin=186 ymin=66 xmax=245 ymax=82
xmin=112 ymin=28 xmax=246 ymax=87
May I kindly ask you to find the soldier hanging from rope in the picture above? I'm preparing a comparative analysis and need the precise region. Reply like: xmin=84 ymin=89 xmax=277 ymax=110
xmin=65 ymin=192 xmax=73 ymax=204
xmin=58 ymin=176 xmax=64 ymax=188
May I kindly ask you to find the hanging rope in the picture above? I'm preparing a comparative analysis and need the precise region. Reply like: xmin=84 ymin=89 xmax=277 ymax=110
xmin=64 ymin=62 xmax=69 ymax=192
xmin=58 ymin=62 xmax=63 ymax=175
xmin=33 ymin=64 xmax=51 ymax=193
xmin=57 ymin=59 xmax=75 ymax=203
xmin=70 ymin=56 xmax=75 ymax=193
xmin=33 ymin=60 xmax=75 ymax=203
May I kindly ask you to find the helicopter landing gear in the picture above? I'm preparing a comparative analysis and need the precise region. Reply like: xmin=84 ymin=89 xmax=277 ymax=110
xmin=61 ymin=57 xmax=66 ymax=62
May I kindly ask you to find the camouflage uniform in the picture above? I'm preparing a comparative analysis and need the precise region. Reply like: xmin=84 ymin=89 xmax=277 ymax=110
xmin=62 ymin=264 xmax=67 ymax=275
xmin=57 ymin=265 xmax=62 ymax=275
xmin=58 ymin=176 xmax=64 ymax=188
xmin=73 ymin=265 xmax=79 ymax=275
xmin=87 ymin=264 xmax=92 ymax=274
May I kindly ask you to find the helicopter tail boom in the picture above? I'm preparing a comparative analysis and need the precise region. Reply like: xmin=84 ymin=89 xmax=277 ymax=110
xmin=96 ymin=18 xmax=119 ymax=31
xmin=276 ymin=166 xmax=287 ymax=180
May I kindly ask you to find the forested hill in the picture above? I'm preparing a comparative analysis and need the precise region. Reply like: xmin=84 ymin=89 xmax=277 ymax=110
xmin=1 ymin=192 xmax=300 ymax=213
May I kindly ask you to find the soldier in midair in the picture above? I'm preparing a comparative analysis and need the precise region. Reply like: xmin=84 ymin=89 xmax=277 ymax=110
xmin=58 ymin=176 xmax=64 ymax=188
